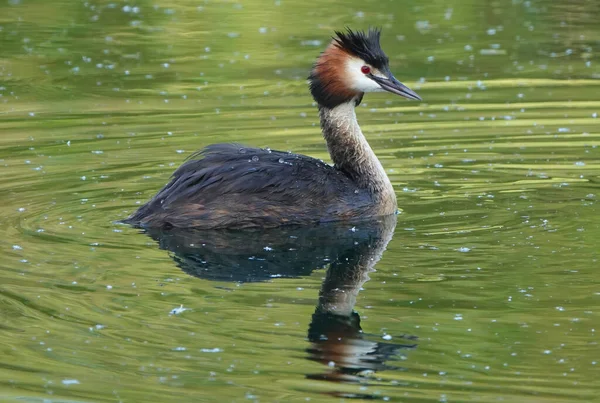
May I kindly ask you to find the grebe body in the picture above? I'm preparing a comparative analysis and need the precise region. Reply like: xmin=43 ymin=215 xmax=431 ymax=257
xmin=125 ymin=28 xmax=421 ymax=229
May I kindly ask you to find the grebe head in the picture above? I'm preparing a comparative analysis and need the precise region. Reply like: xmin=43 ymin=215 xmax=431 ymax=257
xmin=309 ymin=28 xmax=422 ymax=109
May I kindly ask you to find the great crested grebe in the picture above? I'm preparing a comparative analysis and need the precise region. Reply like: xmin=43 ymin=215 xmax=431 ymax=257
xmin=125 ymin=28 xmax=421 ymax=229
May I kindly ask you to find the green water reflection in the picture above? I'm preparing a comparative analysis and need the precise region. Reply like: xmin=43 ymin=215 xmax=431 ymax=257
xmin=1 ymin=0 xmax=599 ymax=402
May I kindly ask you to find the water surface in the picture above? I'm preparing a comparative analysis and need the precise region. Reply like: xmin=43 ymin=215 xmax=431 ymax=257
xmin=1 ymin=0 xmax=599 ymax=402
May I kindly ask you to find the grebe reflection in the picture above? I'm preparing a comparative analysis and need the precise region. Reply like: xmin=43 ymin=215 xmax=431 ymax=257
xmin=141 ymin=214 xmax=417 ymax=386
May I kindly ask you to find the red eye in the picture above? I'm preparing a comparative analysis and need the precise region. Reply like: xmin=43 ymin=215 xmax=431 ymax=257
xmin=361 ymin=65 xmax=371 ymax=74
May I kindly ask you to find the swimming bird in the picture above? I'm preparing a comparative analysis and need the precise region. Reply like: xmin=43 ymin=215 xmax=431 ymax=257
xmin=125 ymin=28 xmax=421 ymax=229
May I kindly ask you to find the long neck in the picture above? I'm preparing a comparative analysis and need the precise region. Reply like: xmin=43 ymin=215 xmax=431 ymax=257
xmin=319 ymin=101 xmax=397 ymax=213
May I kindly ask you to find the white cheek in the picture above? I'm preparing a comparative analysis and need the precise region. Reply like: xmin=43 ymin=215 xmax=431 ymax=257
xmin=345 ymin=58 xmax=384 ymax=93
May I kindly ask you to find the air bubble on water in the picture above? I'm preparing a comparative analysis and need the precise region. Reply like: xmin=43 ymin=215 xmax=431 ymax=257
xmin=200 ymin=348 xmax=222 ymax=353
xmin=170 ymin=305 xmax=189 ymax=315
xmin=444 ymin=8 xmax=453 ymax=20
xmin=415 ymin=21 xmax=430 ymax=32
xmin=300 ymin=40 xmax=322 ymax=47
xmin=252 ymin=155 xmax=259 ymax=162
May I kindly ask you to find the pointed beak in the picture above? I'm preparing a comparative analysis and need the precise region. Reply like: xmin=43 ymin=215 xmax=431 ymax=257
xmin=370 ymin=72 xmax=422 ymax=101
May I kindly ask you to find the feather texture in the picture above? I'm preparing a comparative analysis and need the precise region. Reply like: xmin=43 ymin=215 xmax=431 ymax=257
xmin=125 ymin=143 xmax=375 ymax=229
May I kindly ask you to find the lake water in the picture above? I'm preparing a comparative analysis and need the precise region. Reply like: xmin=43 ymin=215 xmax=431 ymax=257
xmin=1 ymin=0 xmax=599 ymax=402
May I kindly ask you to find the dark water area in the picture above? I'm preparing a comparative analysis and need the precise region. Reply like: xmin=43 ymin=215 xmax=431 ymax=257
xmin=1 ymin=0 xmax=599 ymax=401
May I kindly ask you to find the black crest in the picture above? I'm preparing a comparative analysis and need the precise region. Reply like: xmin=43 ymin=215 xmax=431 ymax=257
xmin=333 ymin=27 xmax=389 ymax=69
